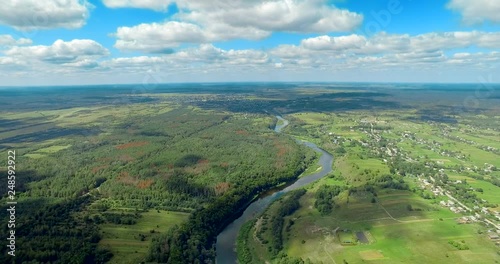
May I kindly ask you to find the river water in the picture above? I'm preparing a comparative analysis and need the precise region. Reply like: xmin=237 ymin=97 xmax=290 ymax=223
xmin=215 ymin=116 xmax=334 ymax=263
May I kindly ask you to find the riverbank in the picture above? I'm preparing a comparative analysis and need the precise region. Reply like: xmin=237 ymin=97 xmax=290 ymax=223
xmin=215 ymin=116 xmax=334 ymax=263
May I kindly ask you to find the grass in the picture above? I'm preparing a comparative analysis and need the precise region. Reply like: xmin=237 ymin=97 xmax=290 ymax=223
xmin=24 ymin=153 xmax=47 ymax=159
xmin=281 ymin=109 xmax=500 ymax=263
xmin=99 ymin=210 xmax=188 ymax=264
xmin=35 ymin=145 xmax=72 ymax=153
xmin=448 ymin=174 xmax=500 ymax=207
xmin=292 ymin=112 xmax=331 ymax=126
xmin=359 ymin=249 xmax=385 ymax=260
xmin=333 ymin=154 xmax=390 ymax=186
xmin=283 ymin=189 xmax=499 ymax=264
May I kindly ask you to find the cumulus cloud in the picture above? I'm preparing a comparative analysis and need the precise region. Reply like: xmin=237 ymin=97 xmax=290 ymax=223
xmin=0 ymin=35 xmax=32 ymax=46
xmin=447 ymin=0 xmax=500 ymax=24
xmin=112 ymin=0 xmax=363 ymax=52
xmin=177 ymin=0 xmax=363 ymax=33
xmin=0 ymin=0 xmax=92 ymax=30
xmin=63 ymin=59 xmax=100 ymax=69
xmin=172 ymin=44 xmax=270 ymax=65
xmin=104 ymin=44 xmax=270 ymax=71
xmin=268 ymin=31 xmax=500 ymax=70
xmin=296 ymin=31 xmax=500 ymax=54
xmin=5 ymin=39 xmax=109 ymax=64
xmin=301 ymin=34 xmax=367 ymax=51
xmin=0 ymin=56 xmax=25 ymax=66
xmin=114 ymin=21 xmax=206 ymax=52
xmin=447 ymin=51 xmax=500 ymax=65
xmin=102 ymin=0 xmax=172 ymax=11
xmin=2 ymin=30 xmax=499 ymax=84
xmin=110 ymin=31 xmax=500 ymax=74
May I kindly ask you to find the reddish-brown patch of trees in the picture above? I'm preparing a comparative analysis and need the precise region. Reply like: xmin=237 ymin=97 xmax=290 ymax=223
xmin=214 ymin=182 xmax=231 ymax=195
xmin=91 ymin=165 xmax=108 ymax=174
xmin=235 ymin=130 xmax=249 ymax=135
xmin=115 ymin=141 xmax=149 ymax=150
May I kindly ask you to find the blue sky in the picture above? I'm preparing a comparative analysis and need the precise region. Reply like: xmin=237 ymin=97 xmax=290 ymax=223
xmin=0 ymin=0 xmax=499 ymax=85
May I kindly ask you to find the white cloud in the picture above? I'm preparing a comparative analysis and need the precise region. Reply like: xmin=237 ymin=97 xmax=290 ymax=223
xmin=112 ymin=0 xmax=363 ymax=52
xmin=0 ymin=57 xmax=25 ymax=66
xmin=5 ymin=39 xmax=109 ymax=64
xmin=0 ymin=35 xmax=32 ymax=46
xmin=447 ymin=51 xmax=500 ymax=65
xmin=102 ymin=0 xmax=172 ymax=11
xmin=177 ymin=0 xmax=363 ymax=33
xmin=268 ymin=31 xmax=500 ymax=71
xmin=2 ymin=31 xmax=499 ymax=84
xmin=301 ymin=34 xmax=367 ymax=51
xmin=0 ymin=0 xmax=92 ymax=30
xmin=411 ymin=31 xmax=500 ymax=51
xmin=111 ymin=33 xmax=497 ymax=72
xmin=101 ymin=56 xmax=169 ymax=72
xmin=448 ymin=0 xmax=500 ymax=24
xmin=0 ymin=35 xmax=18 ymax=46
xmin=64 ymin=59 xmax=100 ymax=69
xmin=114 ymin=21 xmax=206 ymax=52
xmin=104 ymin=44 xmax=270 ymax=71
xmin=172 ymin=44 xmax=270 ymax=65
xmin=296 ymin=31 xmax=500 ymax=55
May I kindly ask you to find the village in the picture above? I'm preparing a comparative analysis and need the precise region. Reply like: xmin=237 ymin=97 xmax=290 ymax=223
xmin=326 ymin=117 xmax=500 ymax=248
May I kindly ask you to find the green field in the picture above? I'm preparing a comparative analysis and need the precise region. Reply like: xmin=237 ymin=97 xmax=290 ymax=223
xmin=283 ymin=189 xmax=498 ymax=264
xmin=99 ymin=210 xmax=188 ymax=264
xmin=449 ymin=174 xmax=500 ymax=208
xmin=241 ymin=103 xmax=500 ymax=263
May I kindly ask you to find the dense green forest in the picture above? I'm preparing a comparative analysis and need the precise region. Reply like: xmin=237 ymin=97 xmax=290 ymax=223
xmin=0 ymin=87 xmax=318 ymax=263
xmin=0 ymin=196 xmax=112 ymax=264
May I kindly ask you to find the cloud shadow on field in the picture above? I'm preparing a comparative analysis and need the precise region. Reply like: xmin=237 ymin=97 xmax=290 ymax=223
xmin=0 ymin=127 xmax=102 ymax=144
xmin=191 ymin=91 xmax=404 ymax=114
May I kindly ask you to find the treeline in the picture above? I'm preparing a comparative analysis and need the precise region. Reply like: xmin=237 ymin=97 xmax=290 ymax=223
xmin=0 ymin=196 xmax=112 ymax=264
xmin=268 ymin=189 xmax=306 ymax=255
xmin=100 ymin=212 xmax=141 ymax=225
xmin=236 ymin=219 xmax=256 ymax=264
xmin=239 ymin=189 xmax=307 ymax=263
xmin=273 ymin=254 xmax=314 ymax=264
xmin=345 ymin=174 xmax=409 ymax=197
xmin=468 ymin=174 xmax=500 ymax=188
xmin=148 ymin=171 xmax=309 ymax=263
xmin=389 ymin=158 xmax=433 ymax=176
xmin=148 ymin=188 xmax=255 ymax=263
xmin=314 ymin=185 xmax=344 ymax=215
xmin=370 ymin=174 xmax=409 ymax=190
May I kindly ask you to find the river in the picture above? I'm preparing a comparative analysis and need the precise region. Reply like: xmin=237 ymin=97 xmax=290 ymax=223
xmin=215 ymin=116 xmax=334 ymax=263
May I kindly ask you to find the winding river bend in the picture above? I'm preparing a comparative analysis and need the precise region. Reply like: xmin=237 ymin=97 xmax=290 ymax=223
xmin=215 ymin=116 xmax=334 ymax=263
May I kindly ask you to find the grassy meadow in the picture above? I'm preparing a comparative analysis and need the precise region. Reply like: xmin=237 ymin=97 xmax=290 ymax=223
xmin=99 ymin=210 xmax=188 ymax=264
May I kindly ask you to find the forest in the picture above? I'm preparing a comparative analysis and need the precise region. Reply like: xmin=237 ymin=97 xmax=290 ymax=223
xmin=0 ymin=86 xmax=320 ymax=263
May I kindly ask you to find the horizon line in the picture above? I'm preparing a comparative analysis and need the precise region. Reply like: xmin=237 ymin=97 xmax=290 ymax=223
xmin=2 ymin=80 xmax=500 ymax=89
